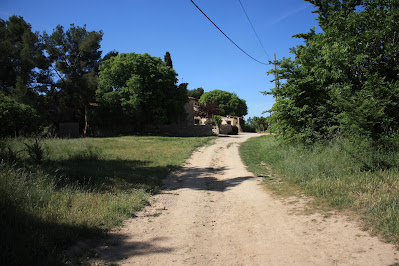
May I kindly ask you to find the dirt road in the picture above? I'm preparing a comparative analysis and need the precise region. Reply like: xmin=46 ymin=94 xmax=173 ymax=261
xmin=97 ymin=133 xmax=398 ymax=265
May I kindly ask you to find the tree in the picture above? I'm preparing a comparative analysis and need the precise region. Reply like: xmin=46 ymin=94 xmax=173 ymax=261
xmin=266 ymin=0 xmax=399 ymax=143
xmin=194 ymin=102 xmax=220 ymax=119
xmin=243 ymin=117 xmax=257 ymax=132
xmin=187 ymin=87 xmax=204 ymax=99
xmin=0 ymin=92 xmax=38 ymax=137
xmin=0 ymin=15 xmax=49 ymax=104
xmin=164 ymin=51 xmax=173 ymax=69
xmin=97 ymin=53 xmax=187 ymax=126
xmin=44 ymin=24 xmax=103 ymax=134
xmin=253 ymin=116 xmax=268 ymax=132
xmin=199 ymin=90 xmax=247 ymax=117
xmin=102 ymin=50 xmax=119 ymax=62
xmin=212 ymin=115 xmax=222 ymax=134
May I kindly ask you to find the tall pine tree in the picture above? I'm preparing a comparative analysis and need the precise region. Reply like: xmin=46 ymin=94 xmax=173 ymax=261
xmin=44 ymin=24 xmax=103 ymax=133
xmin=164 ymin=51 xmax=173 ymax=68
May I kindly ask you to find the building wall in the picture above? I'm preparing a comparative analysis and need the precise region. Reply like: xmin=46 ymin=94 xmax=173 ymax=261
xmin=184 ymin=98 xmax=196 ymax=125
xmin=183 ymin=97 xmax=244 ymax=135
xmin=220 ymin=116 xmax=243 ymax=132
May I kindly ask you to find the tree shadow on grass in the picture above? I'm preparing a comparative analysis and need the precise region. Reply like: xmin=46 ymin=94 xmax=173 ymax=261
xmin=42 ymin=155 xmax=176 ymax=193
xmin=43 ymin=156 xmax=254 ymax=194
xmin=1 ymin=153 xmax=179 ymax=265
xmin=14 ymin=154 xmax=255 ymax=264
xmin=1 ymin=199 xmax=103 ymax=266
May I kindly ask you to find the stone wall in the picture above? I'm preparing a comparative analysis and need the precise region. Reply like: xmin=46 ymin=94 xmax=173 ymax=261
xmin=144 ymin=124 xmax=214 ymax=137
xmin=219 ymin=125 xmax=233 ymax=135
xmin=88 ymin=123 xmax=214 ymax=137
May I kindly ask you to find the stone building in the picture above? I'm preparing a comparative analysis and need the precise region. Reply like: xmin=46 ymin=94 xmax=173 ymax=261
xmin=185 ymin=97 xmax=243 ymax=134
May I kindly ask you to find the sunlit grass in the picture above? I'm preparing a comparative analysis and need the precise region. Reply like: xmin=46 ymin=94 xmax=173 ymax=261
xmin=0 ymin=135 xmax=214 ymax=264
xmin=240 ymin=135 xmax=399 ymax=244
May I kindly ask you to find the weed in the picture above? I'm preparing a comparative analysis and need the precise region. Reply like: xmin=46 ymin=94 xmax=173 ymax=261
xmin=0 ymin=145 xmax=20 ymax=164
xmin=226 ymin=142 xmax=235 ymax=149
xmin=24 ymin=139 xmax=46 ymax=164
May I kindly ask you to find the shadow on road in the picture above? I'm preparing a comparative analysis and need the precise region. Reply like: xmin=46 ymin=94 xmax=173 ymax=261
xmin=99 ymin=235 xmax=174 ymax=263
xmin=164 ymin=166 xmax=255 ymax=192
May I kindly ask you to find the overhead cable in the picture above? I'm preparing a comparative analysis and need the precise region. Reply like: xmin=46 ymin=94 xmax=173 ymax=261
xmin=189 ymin=0 xmax=268 ymax=65
xmin=238 ymin=0 xmax=271 ymax=62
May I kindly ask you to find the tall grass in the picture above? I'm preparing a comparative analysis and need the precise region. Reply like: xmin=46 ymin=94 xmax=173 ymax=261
xmin=0 ymin=135 xmax=214 ymax=265
xmin=240 ymin=135 xmax=399 ymax=244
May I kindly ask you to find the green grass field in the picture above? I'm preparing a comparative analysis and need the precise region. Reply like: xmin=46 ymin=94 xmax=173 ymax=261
xmin=240 ymin=135 xmax=399 ymax=245
xmin=0 ymin=135 xmax=214 ymax=265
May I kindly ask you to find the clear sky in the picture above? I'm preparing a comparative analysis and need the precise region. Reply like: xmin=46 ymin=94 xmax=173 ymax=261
xmin=0 ymin=0 xmax=319 ymax=119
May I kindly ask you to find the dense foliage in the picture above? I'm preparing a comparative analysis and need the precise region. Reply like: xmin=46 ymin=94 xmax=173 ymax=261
xmin=187 ymin=87 xmax=204 ymax=99
xmin=44 ymin=24 xmax=103 ymax=131
xmin=97 ymin=53 xmax=188 ymax=126
xmin=242 ymin=116 xmax=269 ymax=132
xmin=0 ymin=16 xmax=49 ymax=101
xmin=0 ymin=14 xmax=193 ymax=136
xmin=0 ymin=92 xmax=38 ymax=137
xmin=164 ymin=51 xmax=173 ymax=69
xmin=199 ymin=89 xmax=248 ymax=117
xmin=0 ymin=16 xmax=49 ymax=133
xmin=266 ymin=0 xmax=399 ymax=144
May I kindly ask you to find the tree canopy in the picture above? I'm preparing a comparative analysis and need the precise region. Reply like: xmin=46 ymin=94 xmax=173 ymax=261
xmin=97 ymin=53 xmax=188 ymax=125
xmin=164 ymin=51 xmax=173 ymax=69
xmin=44 ymin=24 xmax=103 ymax=126
xmin=199 ymin=90 xmax=247 ymax=117
xmin=266 ymin=0 xmax=399 ymax=144
xmin=0 ymin=15 xmax=200 ymax=137
xmin=187 ymin=87 xmax=204 ymax=99
xmin=0 ymin=14 xmax=252 ymax=137
xmin=102 ymin=50 xmax=119 ymax=62
xmin=0 ymin=92 xmax=38 ymax=137
xmin=0 ymin=15 xmax=48 ymax=103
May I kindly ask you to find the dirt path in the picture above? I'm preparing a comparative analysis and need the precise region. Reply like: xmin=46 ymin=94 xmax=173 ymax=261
xmin=96 ymin=133 xmax=398 ymax=265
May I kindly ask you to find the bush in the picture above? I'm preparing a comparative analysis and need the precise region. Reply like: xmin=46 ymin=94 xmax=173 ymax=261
xmin=0 ymin=141 xmax=20 ymax=164
xmin=24 ymin=139 xmax=47 ymax=165
xmin=230 ymin=126 xmax=239 ymax=135
xmin=0 ymin=93 xmax=38 ymax=137
xmin=243 ymin=124 xmax=256 ymax=132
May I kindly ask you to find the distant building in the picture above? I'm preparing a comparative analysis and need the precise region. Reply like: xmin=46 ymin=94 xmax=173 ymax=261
xmin=221 ymin=115 xmax=243 ymax=133
xmin=185 ymin=97 xmax=243 ymax=134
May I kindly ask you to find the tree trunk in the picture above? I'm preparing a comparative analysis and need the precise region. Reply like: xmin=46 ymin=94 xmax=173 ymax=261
xmin=83 ymin=104 xmax=88 ymax=137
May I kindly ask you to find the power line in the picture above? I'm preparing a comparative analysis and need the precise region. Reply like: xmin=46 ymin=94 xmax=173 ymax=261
xmin=189 ymin=0 xmax=268 ymax=65
xmin=238 ymin=0 xmax=271 ymax=62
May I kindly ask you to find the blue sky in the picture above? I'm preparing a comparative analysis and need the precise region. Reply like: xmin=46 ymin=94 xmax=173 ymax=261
xmin=0 ymin=0 xmax=319 ymax=118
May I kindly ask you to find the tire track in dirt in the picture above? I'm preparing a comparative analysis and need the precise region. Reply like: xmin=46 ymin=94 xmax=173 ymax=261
xmin=95 ymin=133 xmax=399 ymax=265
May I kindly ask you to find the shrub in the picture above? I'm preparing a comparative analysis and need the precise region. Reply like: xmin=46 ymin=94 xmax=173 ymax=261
xmin=0 ymin=141 xmax=20 ymax=164
xmin=230 ymin=126 xmax=239 ymax=135
xmin=24 ymin=139 xmax=47 ymax=165
xmin=0 ymin=93 xmax=38 ymax=137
